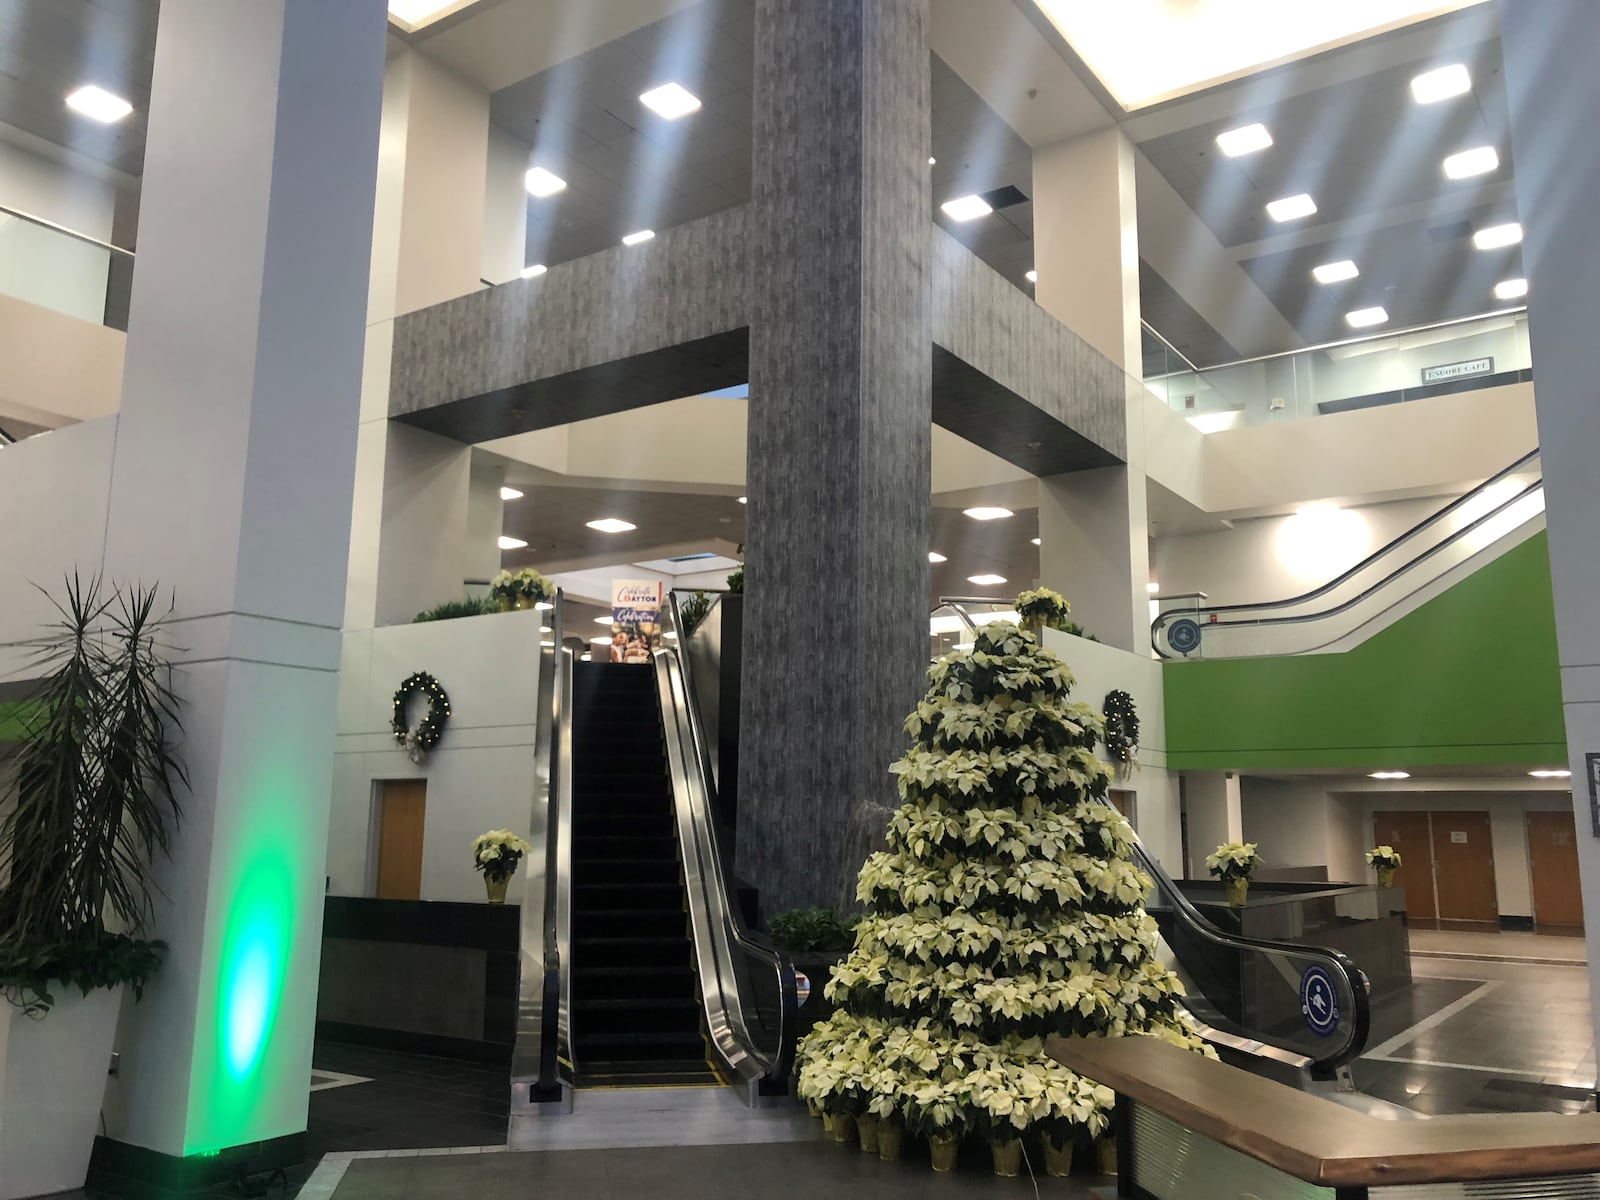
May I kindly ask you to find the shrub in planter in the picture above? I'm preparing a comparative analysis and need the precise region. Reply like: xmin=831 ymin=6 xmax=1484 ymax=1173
xmin=795 ymin=622 xmax=1212 ymax=1172
xmin=0 ymin=577 xmax=185 ymax=1197
xmin=413 ymin=596 xmax=496 ymax=623
xmin=767 ymin=907 xmax=857 ymax=954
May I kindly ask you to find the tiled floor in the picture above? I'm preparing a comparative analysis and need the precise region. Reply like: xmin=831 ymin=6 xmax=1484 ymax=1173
xmin=1409 ymin=928 xmax=1587 ymax=964
xmin=318 ymin=1139 xmax=1103 ymax=1200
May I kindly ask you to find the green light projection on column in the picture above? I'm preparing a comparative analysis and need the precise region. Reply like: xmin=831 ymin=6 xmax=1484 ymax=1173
xmin=196 ymin=837 xmax=296 ymax=1152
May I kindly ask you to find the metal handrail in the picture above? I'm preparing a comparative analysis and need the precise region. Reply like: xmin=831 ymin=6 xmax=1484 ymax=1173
xmin=0 ymin=202 xmax=134 ymax=258
xmin=1146 ymin=304 xmax=1529 ymax=376
xmin=1152 ymin=450 xmax=1543 ymax=656
xmin=934 ymin=602 xmax=1371 ymax=1073
xmin=662 ymin=590 xmax=798 ymax=1096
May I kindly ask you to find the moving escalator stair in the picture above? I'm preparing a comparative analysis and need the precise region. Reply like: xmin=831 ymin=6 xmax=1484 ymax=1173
xmin=569 ymin=661 xmax=719 ymax=1088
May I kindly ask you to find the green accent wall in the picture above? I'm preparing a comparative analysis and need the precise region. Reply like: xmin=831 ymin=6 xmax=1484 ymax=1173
xmin=1165 ymin=532 xmax=1566 ymax=770
xmin=0 ymin=700 xmax=40 ymax=742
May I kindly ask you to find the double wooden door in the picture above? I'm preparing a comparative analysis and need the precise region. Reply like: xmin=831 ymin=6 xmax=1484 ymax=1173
xmin=1373 ymin=810 xmax=1498 ymax=931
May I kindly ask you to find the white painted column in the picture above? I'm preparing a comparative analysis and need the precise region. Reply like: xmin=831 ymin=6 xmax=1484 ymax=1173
xmin=1502 ymin=0 xmax=1600 ymax=1064
xmin=345 ymin=46 xmax=495 ymax=631
xmin=1033 ymin=127 xmax=1151 ymax=652
xmin=483 ymin=124 xmax=532 ymax=284
xmin=97 ymin=0 xmax=386 ymax=1157
xmin=1183 ymin=771 xmax=1243 ymax=878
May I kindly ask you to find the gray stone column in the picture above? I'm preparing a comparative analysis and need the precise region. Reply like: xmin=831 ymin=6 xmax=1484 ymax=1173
xmin=738 ymin=0 xmax=932 ymax=913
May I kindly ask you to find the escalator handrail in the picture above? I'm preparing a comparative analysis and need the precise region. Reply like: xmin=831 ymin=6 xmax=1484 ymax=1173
xmin=539 ymin=595 xmax=575 ymax=1093
xmin=1153 ymin=474 xmax=1544 ymax=655
xmin=664 ymin=590 xmax=799 ymax=1089
xmin=1150 ymin=448 xmax=1540 ymax=653
xmin=935 ymin=603 xmax=1371 ymax=1072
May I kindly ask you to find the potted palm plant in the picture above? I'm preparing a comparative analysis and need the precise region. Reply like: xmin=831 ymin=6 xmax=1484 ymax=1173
xmin=0 ymin=577 xmax=184 ymax=1199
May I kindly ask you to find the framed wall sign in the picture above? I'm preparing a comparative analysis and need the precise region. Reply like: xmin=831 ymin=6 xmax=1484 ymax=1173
xmin=1421 ymin=356 xmax=1493 ymax=385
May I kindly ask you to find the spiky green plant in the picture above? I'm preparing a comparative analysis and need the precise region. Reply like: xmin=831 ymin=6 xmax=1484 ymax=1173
xmin=0 ymin=576 xmax=184 ymax=1012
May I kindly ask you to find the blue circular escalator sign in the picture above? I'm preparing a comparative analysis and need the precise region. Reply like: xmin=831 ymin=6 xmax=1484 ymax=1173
xmin=1299 ymin=965 xmax=1340 ymax=1037
xmin=1167 ymin=618 xmax=1202 ymax=656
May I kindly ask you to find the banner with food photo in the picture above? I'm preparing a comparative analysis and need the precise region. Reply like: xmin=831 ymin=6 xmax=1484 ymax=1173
xmin=610 ymin=579 xmax=663 ymax=664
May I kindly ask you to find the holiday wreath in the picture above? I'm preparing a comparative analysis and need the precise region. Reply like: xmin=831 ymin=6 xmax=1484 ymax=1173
xmin=1102 ymin=688 xmax=1139 ymax=769
xmin=393 ymin=671 xmax=450 ymax=762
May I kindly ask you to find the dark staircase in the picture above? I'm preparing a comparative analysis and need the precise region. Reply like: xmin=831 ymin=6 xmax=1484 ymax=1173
xmin=569 ymin=662 xmax=720 ymax=1087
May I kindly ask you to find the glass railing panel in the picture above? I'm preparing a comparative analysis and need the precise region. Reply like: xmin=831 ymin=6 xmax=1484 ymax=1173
xmin=1145 ymin=310 xmax=1532 ymax=431
xmin=1153 ymin=455 xmax=1543 ymax=658
xmin=0 ymin=205 xmax=132 ymax=329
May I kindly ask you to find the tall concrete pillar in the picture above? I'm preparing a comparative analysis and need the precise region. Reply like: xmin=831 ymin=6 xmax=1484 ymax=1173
xmin=738 ymin=0 xmax=932 ymax=913
xmin=97 ymin=0 xmax=386 ymax=1159
xmin=1032 ymin=128 xmax=1150 ymax=652
xmin=345 ymin=46 xmax=494 ymax=631
xmin=1502 ymin=0 xmax=1600 ymax=1063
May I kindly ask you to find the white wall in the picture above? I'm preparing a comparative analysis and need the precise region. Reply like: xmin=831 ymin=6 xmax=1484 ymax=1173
xmin=1040 ymin=628 xmax=1181 ymax=875
xmin=0 ymin=293 xmax=125 ymax=428
xmin=0 ymin=418 xmax=117 ymax=674
xmin=328 ymin=609 xmax=546 ymax=903
xmin=1240 ymin=778 xmax=1355 ymax=882
xmin=482 ymin=124 xmax=529 ymax=283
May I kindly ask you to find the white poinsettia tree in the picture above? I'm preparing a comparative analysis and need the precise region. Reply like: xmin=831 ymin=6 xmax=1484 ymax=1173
xmin=796 ymin=623 xmax=1209 ymax=1150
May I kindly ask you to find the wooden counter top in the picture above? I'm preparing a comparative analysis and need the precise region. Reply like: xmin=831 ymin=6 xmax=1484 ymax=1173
xmin=1048 ymin=1035 xmax=1600 ymax=1187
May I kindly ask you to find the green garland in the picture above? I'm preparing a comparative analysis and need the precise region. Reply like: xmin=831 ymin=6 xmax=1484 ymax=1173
xmin=1102 ymin=689 xmax=1139 ymax=767
xmin=393 ymin=671 xmax=451 ymax=756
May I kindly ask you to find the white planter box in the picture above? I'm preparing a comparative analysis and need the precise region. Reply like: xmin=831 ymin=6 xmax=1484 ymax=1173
xmin=0 ymin=985 xmax=121 ymax=1199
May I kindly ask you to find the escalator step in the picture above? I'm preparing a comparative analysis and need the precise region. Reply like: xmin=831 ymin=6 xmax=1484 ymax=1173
xmin=576 ymin=882 xmax=682 ymax=907
xmin=574 ymin=996 xmax=702 ymax=1031
xmin=572 ymin=965 xmax=696 ymax=998
xmin=572 ymin=834 xmax=676 ymax=858
xmin=575 ymin=1030 xmax=708 ymax=1061
xmin=571 ymin=909 xmax=686 ymax=939
xmin=577 ymin=1059 xmax=719 ymax=1088
xmin=577 ymin=858 xmax=680 ymax=883
xmin=573 ymin=937 xmax=693 ymax=968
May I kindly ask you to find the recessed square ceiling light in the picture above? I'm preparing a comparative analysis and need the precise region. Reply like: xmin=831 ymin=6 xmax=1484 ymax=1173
xmin=524 ymin=167 xmax=566 ymax=197
xmin=1147 ymin=581 xmax=1160 ymax=593
xmin=498 ymin=535 xmax=528 ymax=550
xmin=1216 ymin=123 xmax=1273 ymax=157
xmin=967 ymin=573 xmax=1007 ymax=586
xmin=1312 ymin=259 xmax=1359 ymax=284
xmin=963 ymin=506 xmax=1013 ymax=521
xmin=540 ymin=626 xmax=552 ymax=634
xmin=541 ymin=640 xmax=555 ymax=648
xmin=664 ymin=631 xmax=678 ymax=640
xmin=594 ymin=616 xmax=614 ymax=625
xmin=534 ymin=601 xmax=553 ymax=610
xmin=1025 ymin=269 xmax=1038 ymax=283
xmin=928 ymin=156 xmax=937 ymax=165
xmin=1410 ymin=63 xmax=1471 ymax=104
xmin=1494 ymin=277 xmax=1529 ymax=300
xmin=941 ymin=194 xmax=993 ymax=222
xmin=590 ymin=636 xmax=613 ymax=646
xmin=1369 ymin=770 xmax=1410 ymax=780
xmin=1346 ymin=306 xmax=1389 ymax=328
xmin=1031 ymin=538 xmax=1042 ymax=546
xmin=521 ymin=263 xmax=547 ymax=278
xmin=388 ymin=0 xmax=475 ymax=26
xmin=737 ymin=496 xmax=747 ymax=504
xmin=928 ymin=551 xmax=947 ymax=563
xmin=1529 ymin=768 xmax=1571 ymax=778
xmin=65 ymin=85 xmax=133 ymax=124
xmin=500 ymin=486 xmax=524 ymax=500
xmin=1266 ymin=193 xmax=1317 ymax=222
xmin=1473 ymin=222 xmax=1523 ymax=250
xmin=622 ymin=229 xmax=655 ymax=246
xmin=1443 ymin=145 xmax=1499 ymax=179
xmin=587 ymin=518 xmax=637 ymax=533
xmin=639 ymin=82 xmax=702 ymax=119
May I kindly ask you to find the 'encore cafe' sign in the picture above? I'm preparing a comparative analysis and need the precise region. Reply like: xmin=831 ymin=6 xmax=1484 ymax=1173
xmin=1422 ymin=356 xmax=1494 ymax=385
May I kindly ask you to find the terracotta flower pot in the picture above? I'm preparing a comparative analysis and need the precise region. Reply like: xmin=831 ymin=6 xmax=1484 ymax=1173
xmin=990 ymin=1136 xmax=1023 ymax=1177
xmin=1376 ymin=866 xmax=1397 ymax=888
xmin=1096 ymin=1136 xmax=1118 ymax=1176
xmin=484 ymin=875 xmax=509 ymax=904
xmin=1224 ymin=876 xmax=1249 ymax=907
xmin=855 ymin=1113 xmax=880 ymax=1153
xmin=877 ymin=1123 xmax=905 ymax=1162
xmin=929 ymin=1132 xmax=960 ymax=1173
xmin=1042 ymin=1134 xmax=1074 ymax=1177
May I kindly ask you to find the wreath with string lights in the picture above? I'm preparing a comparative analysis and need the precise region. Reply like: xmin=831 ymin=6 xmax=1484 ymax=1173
xmin=1102 ymin=689 xmax=1140 ymax=771
xmin=393 ymin=671 xmax=450 ymax=763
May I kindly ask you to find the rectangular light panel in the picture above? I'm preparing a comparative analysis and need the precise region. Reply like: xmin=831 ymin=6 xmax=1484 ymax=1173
xmin=1443 ymin=145 xmax=1498 ymax=179
xmin=1216 ymin=123 xmax=1273 ymax=157
xmin=1312 ymin=259 xmax=1359 ymax=284
xmin=1266 ymin=193 xmax=1317 ymax=222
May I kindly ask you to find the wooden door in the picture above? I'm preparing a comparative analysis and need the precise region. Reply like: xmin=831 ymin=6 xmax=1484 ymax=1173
xmin=375 ymin=780 xmax=426 ymax=900
xmin=1528 ymin=810 xmax=1585 ymax=935
xmin=1374 ymin=811 xmax=1437 ymax=925
xmin=1430 ymin=811 xmax=1498 ymax=931
xmin=1109 ymin=789 xmax=1137 ymax=828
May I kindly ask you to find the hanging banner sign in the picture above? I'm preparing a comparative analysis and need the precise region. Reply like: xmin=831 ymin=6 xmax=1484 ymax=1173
xmin=1421 ymin=356 xmax=1493 ymax=385
xmin=611 ymin=579 xmax=663 ymax=664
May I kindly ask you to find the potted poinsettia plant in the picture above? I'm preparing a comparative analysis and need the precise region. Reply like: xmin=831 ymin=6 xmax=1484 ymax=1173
xmin=0 ymin=577 xmax=184 ymax=1198
xmin=472 ymin=829 xmax=532 ymax=903
xmin=1206 ymin=841 xmax=1263 ymax=907
xmin=1014 ymin=586 xmax=1069 ymax=636
xmin=489 ymin=568 xmax=552 ymax=611
xmin=1367 ymin=845 xmax=1402 ymax=888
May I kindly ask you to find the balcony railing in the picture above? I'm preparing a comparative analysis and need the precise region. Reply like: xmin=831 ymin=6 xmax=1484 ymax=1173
xmin=1143 ymin=308 xmax=1531 ymax=431
xmin=0 ymin=203 xmax=134 ymax=331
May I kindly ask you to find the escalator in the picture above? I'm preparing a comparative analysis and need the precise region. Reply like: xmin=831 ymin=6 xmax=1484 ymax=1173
xmin=509 ymin=592 xmax=795 ymax=1136
xmin=933 ymin=599 xmax=1371 ymax=1082
xmin=1151 ymin=448 xmax=1544 ymax=659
